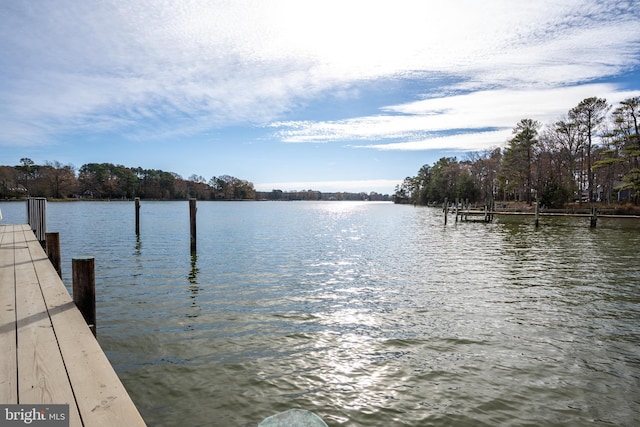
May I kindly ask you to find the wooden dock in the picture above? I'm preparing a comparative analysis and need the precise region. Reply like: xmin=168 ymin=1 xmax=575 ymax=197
xmin=0 ymin=224 xmax=146 ymax=426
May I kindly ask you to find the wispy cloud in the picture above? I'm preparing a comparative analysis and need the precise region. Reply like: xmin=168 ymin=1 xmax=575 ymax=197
xmin=362 ymin=131 xmax=513 ymax=152
xmin=0 ymin=0 xmax=638 ymax=148
xmin=272 ymin=84 xmax=640 ymax=151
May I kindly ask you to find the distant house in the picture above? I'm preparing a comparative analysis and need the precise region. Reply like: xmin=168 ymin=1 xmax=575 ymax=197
xmin=615 ymin=181 xmax=635 ymax=202
xmin=1 ymin=181 xmax=27 ymax=196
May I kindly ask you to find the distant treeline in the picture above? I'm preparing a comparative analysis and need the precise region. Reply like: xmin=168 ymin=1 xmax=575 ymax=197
xmin=0 ymin=159 xmax=390 ymax=201
xmin=255 ymin=189 xmax=391 ymax=201
xmin=395 ymin=96 xmax=639 ymax=207
xmin=0 ymin=160 xmax=255 ymax=200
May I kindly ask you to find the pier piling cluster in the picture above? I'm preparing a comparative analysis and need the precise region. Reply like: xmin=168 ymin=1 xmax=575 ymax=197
xmin=441 ymin=198 xmax=607 ymax=228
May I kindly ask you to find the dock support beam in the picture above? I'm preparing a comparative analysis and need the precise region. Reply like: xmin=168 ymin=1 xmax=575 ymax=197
xmin=73 ymin=257 xmax=96 ymax=337
xmin=45 ymin=232 xmax=62 ymax=278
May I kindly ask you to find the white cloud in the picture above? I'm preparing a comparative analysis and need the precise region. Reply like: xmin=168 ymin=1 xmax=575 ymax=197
xmin=362 ymin=130 xmax=513 ymax=152
xmin=272 ymin=84 xmax=640 ymax=150
xmin=0 ymin=0 xmax=639 ymax=146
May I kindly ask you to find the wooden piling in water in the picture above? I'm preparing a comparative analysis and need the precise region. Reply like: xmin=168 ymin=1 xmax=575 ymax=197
xmin=190 ymin=198 xmax=197 ymax=253
xmin=73 ymin=257 xmax=96 ymax=336
xmin=135 ymin=197 xmax=141 ymax=235
xmin=535 ymin=201 xmax=540 ymax=228
xmin=455 ymin=198 xmax=459 ymax=223
xmin=590 ymin=206 xmax=598 ymax=228
xmin=443 ymin=197 xmax=448 ymax=225
xmin=45 ymin=232 xmax=62 ymax=278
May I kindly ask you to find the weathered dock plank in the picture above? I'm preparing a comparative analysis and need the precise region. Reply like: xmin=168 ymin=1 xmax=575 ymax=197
xmin=0 ymin=224 xmax=147 ymax=427
xmin=0 ymin=225 xmax=18 ymax=404
xmin=14 ymin=226 xmax=84 ymax=424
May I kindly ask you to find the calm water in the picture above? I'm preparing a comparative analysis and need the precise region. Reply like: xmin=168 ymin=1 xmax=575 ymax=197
xmin=1 ymin=200 xmax=639 ymax=426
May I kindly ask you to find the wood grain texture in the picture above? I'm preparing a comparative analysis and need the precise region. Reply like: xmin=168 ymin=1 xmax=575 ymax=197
xmin=0 ymin=225 xmax=18 ymax=404
xmin=14 ymin=225 xmax=82 ymax=425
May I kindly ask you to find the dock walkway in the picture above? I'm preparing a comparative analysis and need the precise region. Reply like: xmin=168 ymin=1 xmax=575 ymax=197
xmin=0 ymin=224 xmax=146 ymax=426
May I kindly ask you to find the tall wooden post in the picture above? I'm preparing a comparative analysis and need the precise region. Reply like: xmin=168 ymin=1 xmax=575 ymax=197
xmin=135 ymin=197 xmax=141 ymax=235
xmin=535 ymin=200 xmax=540 ymax=228
xmin=189 ymin=198 xmax=197 ymax=253
xmin=45 ymin=232 xmax=62 ymax=278
xmin=73 ymin=257 xmax=96 ymax=337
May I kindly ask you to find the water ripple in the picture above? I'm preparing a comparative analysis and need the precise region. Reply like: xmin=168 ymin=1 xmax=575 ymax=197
xmin=3 ymin=200 xmax=637 ymax=426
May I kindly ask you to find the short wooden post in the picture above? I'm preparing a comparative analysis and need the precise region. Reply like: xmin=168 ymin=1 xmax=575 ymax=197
xmin=590 ymin=206 xmax=598 ymax=228
xmin=189 ymin=198 xmax=197 ymax=253
xmin=45 ymin=232 xmax=62 ymax=278
xmin=73 ymin=257 xmax=96 ymax=336
xmin=135 ymin=197 xmax=141 ymax=235
xmin=535 ymin=200 xmax=540 ymax=228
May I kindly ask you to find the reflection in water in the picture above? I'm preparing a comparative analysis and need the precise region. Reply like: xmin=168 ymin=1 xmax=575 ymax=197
xmin=188 ymin=252 xmax=199 ymax=286
xmin=187 ymin=253 xmax=199 ymax=311
xmin=132 ymin=234 xmax=143 ymax=279
xmin=15 ymin=200 xmax=639 ymax=427
xmin=135 ymin=234 xmax=142 ymax=255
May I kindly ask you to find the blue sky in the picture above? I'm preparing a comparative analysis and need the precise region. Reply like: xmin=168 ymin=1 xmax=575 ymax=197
xmin=1 ymin=0 xmax=639 ymax=194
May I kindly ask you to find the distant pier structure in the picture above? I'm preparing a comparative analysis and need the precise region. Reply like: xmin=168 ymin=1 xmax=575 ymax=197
xmin=442 ymin=198 xmax=636 ymax=228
